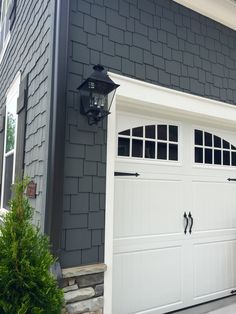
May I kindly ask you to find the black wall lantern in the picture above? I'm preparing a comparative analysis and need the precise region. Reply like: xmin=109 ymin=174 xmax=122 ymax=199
xmin=77 ymin=64 xmax=120 ymax=125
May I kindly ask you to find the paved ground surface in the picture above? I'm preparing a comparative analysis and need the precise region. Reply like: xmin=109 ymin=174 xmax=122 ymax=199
xmin=208 ymin=303 xmax=236 ymax=314
xmin=170 ymin=296 xmax=236 ymax=314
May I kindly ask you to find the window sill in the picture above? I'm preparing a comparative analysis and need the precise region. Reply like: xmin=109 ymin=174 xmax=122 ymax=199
xmin=0 ymin=33 xmax=11 ymax=65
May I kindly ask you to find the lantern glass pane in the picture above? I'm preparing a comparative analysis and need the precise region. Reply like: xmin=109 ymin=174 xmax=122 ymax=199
xmin=107 ymin=89 xmax=116 ymax=111
xmin=89 ymin=92 xmax=107 ymax=109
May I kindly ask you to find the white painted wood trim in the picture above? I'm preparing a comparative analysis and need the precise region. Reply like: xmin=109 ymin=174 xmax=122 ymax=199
xmin=0 ymin=72 xmax=21 ymax=212
xmin=104 ymin=72 xmax=236 ymax=314
xmin=108 ymin=72 xmax=236 ymax=127
xmin=0 ymin=32 xmax=10 ymax=64
xmin=173 ymin=0 xmax=236 ymax=31
xmin=104 ymin=96 xmax=116 ymax=314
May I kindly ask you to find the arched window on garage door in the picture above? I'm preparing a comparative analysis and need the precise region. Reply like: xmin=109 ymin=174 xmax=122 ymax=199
xmin=194 ymin=129 xmax=236 ymax=166
xmin=117 ymin=124 xmax=179 ymax=161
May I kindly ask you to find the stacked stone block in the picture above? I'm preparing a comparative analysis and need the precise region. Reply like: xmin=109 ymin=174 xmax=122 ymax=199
xmin=62 ymin=264 xmax=106 ymax=314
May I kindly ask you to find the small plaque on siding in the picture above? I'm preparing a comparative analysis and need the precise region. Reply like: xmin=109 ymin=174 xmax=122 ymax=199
xmin=26 ymin=181 xmax=37 ymax=199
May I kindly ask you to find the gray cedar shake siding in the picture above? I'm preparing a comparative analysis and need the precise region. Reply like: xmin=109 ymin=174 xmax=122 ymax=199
xmin=0 ymin=0 xmax=54 ymax=229
xmin=61 ymin=0 xmax=236 ymax=267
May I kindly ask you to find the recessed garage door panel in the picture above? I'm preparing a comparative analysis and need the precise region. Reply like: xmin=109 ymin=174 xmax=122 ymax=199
xmin=114 ymin=178 xmax=184 ymax=239
xmin=193 ymin=240 xmax=236 ymax=300
xmin=112 ymin=246 xmax=183 ymax=314
xmin=192 ymin=180 xmax=236 ymax=232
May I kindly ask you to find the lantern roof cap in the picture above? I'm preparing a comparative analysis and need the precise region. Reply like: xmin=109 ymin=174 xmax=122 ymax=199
xmin=78 ymin=64 xmax=119 ymax=91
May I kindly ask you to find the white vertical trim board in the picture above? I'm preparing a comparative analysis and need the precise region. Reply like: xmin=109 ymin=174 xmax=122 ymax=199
xmin=104 ymin=96 xmax=116 ymax=314
xmin=0 ymin=32 xmax=10 ymax=64
xmin=104 ymin=73 xmax=236 ymax=313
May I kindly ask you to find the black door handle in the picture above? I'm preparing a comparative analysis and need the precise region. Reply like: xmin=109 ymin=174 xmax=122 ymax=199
xmin=183 ymin=212 xmax=188 ymax=234
xmin=188 ymin=212 xmax=193 ymax=234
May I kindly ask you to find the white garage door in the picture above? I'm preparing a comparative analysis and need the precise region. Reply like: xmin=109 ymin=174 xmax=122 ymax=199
xmin=112 ymin=112 xmax=236 ymax=314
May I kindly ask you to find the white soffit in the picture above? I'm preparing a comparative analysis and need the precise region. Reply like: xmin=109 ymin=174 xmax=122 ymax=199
xmin=173 ymin=0 xmax=236 ymax=31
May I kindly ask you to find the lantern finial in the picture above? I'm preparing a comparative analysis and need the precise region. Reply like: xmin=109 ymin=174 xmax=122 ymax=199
xmin=93 ymin=64 xmax=104 ymax=72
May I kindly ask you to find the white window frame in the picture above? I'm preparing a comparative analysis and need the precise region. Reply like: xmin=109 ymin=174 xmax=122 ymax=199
xmin=0 ymin=0 xmax=11 ymax=64
xmin=0 ymin=72 xmax=20 ymax=215
xmin=193 ymin=128 xmax=236 ymax=168
xmin=117 ymin=123 xmax=180 ymax=162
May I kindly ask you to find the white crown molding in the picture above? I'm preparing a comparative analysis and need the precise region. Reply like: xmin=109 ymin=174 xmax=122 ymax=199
xmin=108 ymin=72 xmax=236 ymax=127
xmin=173 ymin=0 xmax=236 ymax=31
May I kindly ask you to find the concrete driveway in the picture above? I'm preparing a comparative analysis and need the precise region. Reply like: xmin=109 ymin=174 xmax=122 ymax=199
xmin=172 ymin=296 xmax=236 ymax=314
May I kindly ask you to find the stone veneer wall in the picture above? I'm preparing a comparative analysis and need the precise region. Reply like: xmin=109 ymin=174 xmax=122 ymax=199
xmin=62 ymin=264 xmax=106 ymax=314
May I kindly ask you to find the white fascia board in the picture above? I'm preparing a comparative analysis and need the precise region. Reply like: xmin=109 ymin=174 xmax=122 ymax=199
xmin=108 ymin=72 xmax=236 ymax=127
xmin=173 ymin=0 xmax=236 ymax=31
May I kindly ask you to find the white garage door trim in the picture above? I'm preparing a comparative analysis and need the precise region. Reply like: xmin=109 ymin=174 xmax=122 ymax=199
xmin=104 ymin=73 xmax=236 ymax=314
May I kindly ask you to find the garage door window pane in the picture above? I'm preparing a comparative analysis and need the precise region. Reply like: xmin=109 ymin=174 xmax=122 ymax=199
xmin=195 ymin=130 xmax=203 ymax=146
xmin=119 ymin=129 xmax=130 ymax=136
xmin=145 ymin=141 xmax=155 ymax=159
xmin=157 ymin=125 xmax=167 ymax=140
xmin=214 ymin=136 xmax=221 ymax=148
xmin=169 ymin=144 xmax=178 ymax=161
xmin=195 ymin=147 xmax=203 ymax=163
xmin=214 ymin=150 xmax=221 ymax=165
xmin=204 ymin=132 xmax=212 ymax=147
xmin=223 ymin=140 xmax=230 ymax=149
xmin=132 ymin=127 xmax=143 ymax=137
xmin=169 ymin=125 xmax=178 ymax=142
xmin=157 ymin=142 xmax=167 ymax=159
xmin=132 ymin=139 xmax=143 ymax=157
xmin=232 ymin=152 xmax=236 ymax=166
xmin=118 ymin=138 xmax=130 ymax=156
xmin=205 ymin=149 xmax=212 ymax=164
xmin=145 ymin=125 xmax=155 ymax=139
xmin=223 ymin=151 xmax=230 ymax=165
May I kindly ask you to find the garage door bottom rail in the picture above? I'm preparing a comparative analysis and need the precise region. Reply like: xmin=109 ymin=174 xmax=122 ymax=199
xmin=166 ymin=295 xmax=236 ymax=314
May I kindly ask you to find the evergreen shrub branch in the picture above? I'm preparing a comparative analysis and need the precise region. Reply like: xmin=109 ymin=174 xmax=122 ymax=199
xmin=0 ymin=178 xmax=63 ymax=314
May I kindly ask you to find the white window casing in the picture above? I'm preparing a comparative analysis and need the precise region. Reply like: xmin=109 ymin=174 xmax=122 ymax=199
xmin=0 ymin=72 xmax=21 ymax=215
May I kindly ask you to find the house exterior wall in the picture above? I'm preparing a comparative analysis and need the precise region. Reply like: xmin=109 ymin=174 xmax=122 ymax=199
xmin=0 ymin=0 xmax=54 ymax=228
xmin=61 ymin=0 xmax=236 ymax=268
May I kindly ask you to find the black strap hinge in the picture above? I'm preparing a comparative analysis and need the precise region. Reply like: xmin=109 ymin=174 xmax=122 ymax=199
xmin=227 ymin=178 xmax=236 ymax=181
xmin=114 ymin=172 xmax=140 ymax=177
xmin=231 ymin=290 xmax=236 ymax=294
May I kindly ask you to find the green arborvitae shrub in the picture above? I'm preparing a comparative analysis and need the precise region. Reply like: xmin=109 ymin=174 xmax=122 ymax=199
xmin=0 ymin=178 xmax=64 ymax=314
